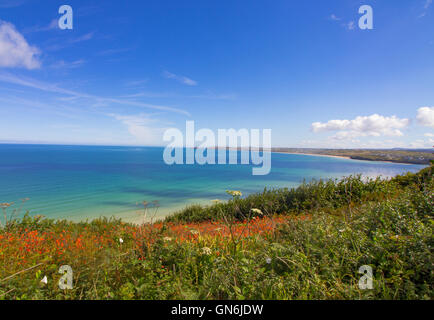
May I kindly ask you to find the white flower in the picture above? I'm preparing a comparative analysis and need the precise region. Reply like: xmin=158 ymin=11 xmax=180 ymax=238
xmin=40 ymin=276 xmax=48 ymax=284
xmin=250 ymin=208 xmax=263 ymax=216
xmin=119 ymin=238 xmax=124 ymax=243
xmin=190 ymin=229 xmax=199 ymax=235
xmin=226 ymin=190 xmax=242 ymax=197
xmin=201 ymin=247 xmax=212 ymax=255
xmin=163 ymin=237 xmax=172 ymax=242
xmin=266 ymin=258 xmax=272 ymax=264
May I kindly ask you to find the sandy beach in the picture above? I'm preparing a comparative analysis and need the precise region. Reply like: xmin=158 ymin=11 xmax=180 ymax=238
xmin=274 ymin=152 xmax=351 ymax=160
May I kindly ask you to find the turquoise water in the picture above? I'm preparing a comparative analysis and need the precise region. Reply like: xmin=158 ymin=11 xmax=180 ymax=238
xmin=0 ymin=144 xmax=425 ymax=223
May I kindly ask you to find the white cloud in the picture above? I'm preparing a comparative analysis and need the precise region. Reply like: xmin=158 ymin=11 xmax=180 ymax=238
xmin=408 ymin=139 xmax=427 ymax=148
xmin=0 ymin=20 xmax=41 ymax=69
xmin=416 ymin=107 xmax=434 ymax=127
xmin=163 ymin=71 xmax=197 ymax=86
xmin=311 ymin=114 xmax=410 ymax=140
xmin=108 ymin=113 xmax=167 ymax=146
xmin=424 ymin=132 xmax=434 ymax=137
xmin=329 ymin=14 xmax=341 ymax=21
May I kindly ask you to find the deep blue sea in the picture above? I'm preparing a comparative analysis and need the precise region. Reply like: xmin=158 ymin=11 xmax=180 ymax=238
xmin=0 ymin=144 xmax=425 ymax=223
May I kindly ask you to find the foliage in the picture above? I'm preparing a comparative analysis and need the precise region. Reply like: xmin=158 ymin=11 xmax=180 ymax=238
xmin=167 ymin=175 xmax=397 ymax=223
xmin=0 ymin=164 xmax=432 ymax=300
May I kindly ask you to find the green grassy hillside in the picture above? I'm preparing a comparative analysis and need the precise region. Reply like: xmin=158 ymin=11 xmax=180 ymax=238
xmin=0 ymin=164 xmax=432 ymax=300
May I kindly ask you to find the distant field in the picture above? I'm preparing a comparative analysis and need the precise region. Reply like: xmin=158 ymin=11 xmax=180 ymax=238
xmin=272 ymin=148 xmax=434 ymax=165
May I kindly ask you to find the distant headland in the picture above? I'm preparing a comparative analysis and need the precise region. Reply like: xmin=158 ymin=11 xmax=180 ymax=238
xmin=272 ymin=148 xmax=434 ymax=165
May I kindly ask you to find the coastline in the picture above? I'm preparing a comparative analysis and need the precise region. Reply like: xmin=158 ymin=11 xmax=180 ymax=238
xmin=274 ymin=151 xmax=420 ymax=165
xmin=275 ymin=152 xmax=351 ymax=160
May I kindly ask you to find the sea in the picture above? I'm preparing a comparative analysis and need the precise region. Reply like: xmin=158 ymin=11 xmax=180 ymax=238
xmin=0 ymin=144 xmax=425 ymax=223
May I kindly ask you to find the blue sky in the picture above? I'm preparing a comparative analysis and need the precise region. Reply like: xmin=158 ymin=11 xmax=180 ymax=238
xmin=0 ymin=0 xmax=433 ymax=148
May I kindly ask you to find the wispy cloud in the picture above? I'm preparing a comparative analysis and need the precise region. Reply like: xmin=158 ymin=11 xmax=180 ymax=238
xmin=419 ymin=0 xmax=433 ymax=18
xmin=96 ymin=47 xmax=132 ymax=56
xmin=45 ymin=32 xmax=95 ymax=51
xmin=124 ymin=79 xmax=149 ymax=87
xmin=329 ymin=14 xmax=341 ymax=21
xmin=107 ymin=113 xmax=168 ymax=146
xmin=345 ymin=21 xmax=355 ymax=30
xmin=76 ymin=5 xmax=103 ymax=18
xmin=163 ymin=71 xmax=198 ymax=86
xmin=0 ymin=95 xmax=85 ymax=119
xmin=0 ymin=72 xmax=86 ymax=96
xmin=119 ymin=90 xmax=236 ymax=100
xmin=50 ymin=59 xmax=86 ymax=69
xmin=0 ymin=72 xmax=191 ymax=116
xmin=0 ymin=0 xmax=27 ymax=8
xmin=70 ymin=32 xmax=94 ymax=44
xmin=24 ymin=19 xmax=58 ymax=34
xmin=0 ymin=20 xmax=41 ymax=69
xmin=328 ymin=14 xmax=356 ymax=31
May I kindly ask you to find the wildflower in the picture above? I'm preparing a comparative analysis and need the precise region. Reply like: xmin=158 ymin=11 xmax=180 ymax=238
xmin=266 ymin=257 xmax=272 ymax=264
xmin=163 ymin=237 xmax=172 ymax=242
xmin=201 ymin=247 xmax=212 ymax=255
xmin=119 ymin=238 xmax=124 ymax=244
xmin=226 ymin=190 xmax=242 ymax=197
xmin=190 ymin=229 xmax=199 ymax=235
xmin=211 ymin=199 xmax=221 ymax=204
xmin=250 ymin=208 xmax=264 ymax=216
xmin=0 ymin=202 xmax=13 ymax=208
xmin=40 ymin=276 xmax=48 ymax=284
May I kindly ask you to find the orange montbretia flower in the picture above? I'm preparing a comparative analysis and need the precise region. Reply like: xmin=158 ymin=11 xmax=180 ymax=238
xmin=132 ymin=214 xmax=309 ymax=244
xmin=1 ymin=214 xmax=308 ymax=271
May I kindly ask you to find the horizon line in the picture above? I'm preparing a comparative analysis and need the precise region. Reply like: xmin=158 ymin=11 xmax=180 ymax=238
xmin=0 ymin=141 xmax=432 ymax=151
